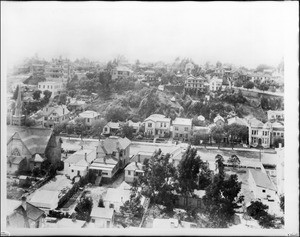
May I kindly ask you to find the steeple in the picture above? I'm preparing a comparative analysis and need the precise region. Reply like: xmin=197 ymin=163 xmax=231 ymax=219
xmin=14 ymin=85 xmax=22 ymax=117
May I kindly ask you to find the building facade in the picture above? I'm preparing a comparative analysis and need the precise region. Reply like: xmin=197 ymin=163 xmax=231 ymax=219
xmin=172 ymin=118 xmax=193 ymax=141
xmin=144 ymin=114 xmax=171 ymax=137
xmin=37 ymin=81 xmax=64 ymax=97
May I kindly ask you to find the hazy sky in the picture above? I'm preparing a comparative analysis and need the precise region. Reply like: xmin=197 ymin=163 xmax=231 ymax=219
xmin=1 ymin=2 xmax=289 ymax=68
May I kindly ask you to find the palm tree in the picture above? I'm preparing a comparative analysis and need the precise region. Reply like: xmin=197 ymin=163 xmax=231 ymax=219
xmin=215 ymin=154 xmax=225 ymax=176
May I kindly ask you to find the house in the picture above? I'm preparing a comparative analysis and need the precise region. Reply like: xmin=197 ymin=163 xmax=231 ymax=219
xmin=64 ymin=149 xmax=97 ymax=179
xmin=185 ymin=62 xmax=194 ymax=74
xmin=247 ymin=118 xmax=272 ymax=148
xmin=193 ymin=126 xmax=210 ymax=139
xmin=144 ymin=114 xmax=171 ymax=137
xmin=68 ymin=99 xmax=87 ymax=112
xmin=111 ymin=66 xmax=133 ymax=80
xmin=42 ymin=105 xmax=70 ymax=127
xmin=102 ymin=122 xmax=121 ymax=136
xmin=172 ymin=118 xmax=193 ymax=141
xmin=184 ymin=75 xmax=207 ymax=92
xmin=29 ymin=175 xmax=73 ymax=212
xmin=90 ymin=207 xmax=115 ymax=228
xmin=37 ymin=81 xmax=63 ymax=97
xmin=7 ymin=197 xmax=45 ymax=228
xmin=89 ymin=136 xmax=131 ymax=182
xmin=79 ymin=110 xmax=101 ymax=126
xmin=125 ymin=161 xmax=144 ymax=183
xmin=7 ymin=128 xmax=61 ymax=174
xmin=209 ymin=76 xmax=223 ymax=91
xmin=144 ymin=70 xmax=156 ymax=81
xmin=213 ymin=114 xmax=225 ymax=127
xmin=267 ymin=110 xmax=284 ymax=122
xmin=248 ymin=169 xmax=277 ymax=202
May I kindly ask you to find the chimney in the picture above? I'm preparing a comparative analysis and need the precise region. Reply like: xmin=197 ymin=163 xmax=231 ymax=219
xmin=21 ymin=196 xmax=27 ymax=211
xmin=135 ymin=161 xmax=138 ymax=167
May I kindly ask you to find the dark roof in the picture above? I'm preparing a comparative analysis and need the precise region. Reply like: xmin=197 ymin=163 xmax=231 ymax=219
xmin=249 ymin=170 xmax=277 ymax=191
xmin=100 ymin=136 xmax=131 ymax=154
xmin=8 ymin=128 xmax=53 ymax=155
xmin=15 ymin=202 xmax=45 ymax=221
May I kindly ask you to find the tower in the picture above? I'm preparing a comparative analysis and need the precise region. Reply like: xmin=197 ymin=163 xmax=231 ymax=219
xmin=11 ymin=85 xmax=25 ymax=126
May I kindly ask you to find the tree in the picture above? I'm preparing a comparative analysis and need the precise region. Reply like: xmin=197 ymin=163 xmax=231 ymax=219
xmin=202 ymin=173 xmax=241 ymax=227
xmin=176 ymin=147 xmax=202 ymax=196
xmin=227 ymin=155 xmax=241 ymax=169
xmin=247 ymin=201 xmax=268 ymax=220
xmin=244 ymin=81 xmax=255 ymax=89
xmin=58 ymin=93 xmax=67 ymax=105
xmin=105 ymin=106 xmax=129 ymax=122
xmin=120 ymin=189 xmax=144 ymax=226
xmin=215 ymin=154 xmax=225 ymax=177
xmin=53 ymin=122 xmax=67 ymax=135
xmin=68 ymin=90 xmax=76 ymax=98
xmin=210 ymin=126 xmax=225 ymax=147
xmin=280 ymin=195 xmax=284 ymax=213
xmin=198 ymin=160 xmax=213 ymax=190
xmin=75 ymin=196 xmax=93 ymax=221
xmin=32 ymin=90 xmax=42 ymax=100
xmin=139 ymin=151 xmax=177 ymax=213
xmin=273 ymin=136 xmax=284 ymax=148
xmin=43 ymin=90 xmax=52 ymax=100
xmin=121 ymin=124 xmax=135 ymax=140
xmin=24 ymin=117 xmax=36 ymax=127
xmin=90 ymin=119 xmax=107 ymax=137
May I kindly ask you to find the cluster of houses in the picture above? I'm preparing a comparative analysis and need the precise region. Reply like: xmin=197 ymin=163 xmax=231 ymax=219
xmin=6 ymin=122 xmax=284 ymax=228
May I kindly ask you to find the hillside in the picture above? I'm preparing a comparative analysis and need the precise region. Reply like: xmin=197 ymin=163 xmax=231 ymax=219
xmin=23 ymin=75 xmax=46 ymax=85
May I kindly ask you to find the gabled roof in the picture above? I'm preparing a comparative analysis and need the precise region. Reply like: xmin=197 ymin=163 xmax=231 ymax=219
xmin=145 ymin=114 xmax=170 ymax=123
xmin=64 ymin=149 xmax=96 ymax=165
xmin=79 ymin=110 xmax=100 ymax=119
xmin=248 ymin=118 xmax=264 ymax=127
xmin=99 ymin=136 xmax=131 ymax=154
xmin=8 ymin=128 xmax=53 ymax=155
xmin=34 ymin=154 xmax=44 ymax=162
xmin=172 ymin=118 xmax=192 ymax=126
xmin=227 ymin=116 xmax=248 ymax=126
xmin=105 ymin=122 xmax=120 ymax=129
xmin=125 ymin=162 xmax=144 ymax=171
xmin=90 ymin=207 xmax=114 ymax=219
xmin=14 ymin=202 xmax=45 ymax=221
xmin=214 ymin=114 xmax=225 ymax=123
xmin=249 ymin=170 xmax=277 ymax=191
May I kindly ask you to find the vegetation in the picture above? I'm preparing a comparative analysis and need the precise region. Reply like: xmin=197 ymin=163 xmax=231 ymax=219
xmin=75 ymin=195 xmax=93 ymax=221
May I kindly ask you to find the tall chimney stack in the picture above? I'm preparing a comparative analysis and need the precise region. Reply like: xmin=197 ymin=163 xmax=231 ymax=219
xmin=21 ymin=196 xmax=27 ymax=211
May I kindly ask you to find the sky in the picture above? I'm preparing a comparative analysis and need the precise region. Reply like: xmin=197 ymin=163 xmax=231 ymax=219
xmin=1 ymin=2 xmax=290 ymax=69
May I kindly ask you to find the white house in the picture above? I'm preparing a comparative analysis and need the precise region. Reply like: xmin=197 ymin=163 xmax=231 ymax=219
xmin=124 ymin=161 xmax=144 ymax=183
xmin=79 ymin=110 xmax=101 ymax=126
xmin=102 ymin=122 xmax=121 ymax=136
xmin=144 ymin=114 xmax=171 ymax=137
xmin=90 ymin=207 xmax=114 ymax=228
xmin=37 ymin=81 xmax=63 ymax=97
xmin=267 ymin=110 xmax=284 ymax=121
xmin=209 ymin=77 xmax=223 ymax=91
xmin=172 ymin=118 xmax=193 ymax=141
xmin=248 ymin=169 xmax=277 ymax=202
xmin=64 ymin=149 xmax=97 ymax=179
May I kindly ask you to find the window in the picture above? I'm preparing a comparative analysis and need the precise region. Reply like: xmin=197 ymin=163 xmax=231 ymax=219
xmin=262 ymin=189 xmax=266 ymax=193
xmin=184 ymin=127 xmax=188 ymax=132
xmin=87 ymin=118 xmax=90 ymax=123
xmin=104 ymin=127 xmax=108 ymax=132
xmin=102 ymin=172 xmax=108 ymax=175
xmin=160 ymin=123 xmax=163 ymax=127
xmin=71 ymin=170 xmax=74 ymax=172
xmin=164 ymin=123 xmax=166 ymax=127
xmin=91 ymin=219 xmax=95 ymax=223
xmin=148 ymin=123 xmax=152 ymax=128
xmin=175 ymin=127 xmax=178 ymax=131
xmin=128 ymin=171 xmax=131 ymax=175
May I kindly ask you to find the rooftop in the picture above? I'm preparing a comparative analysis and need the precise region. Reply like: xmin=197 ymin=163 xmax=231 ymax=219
xmin=145 ymin=114 xmax=171 ymax=123
xmin=14 ymin=202 xmax=45 ymax=221
xmin=64 ymin=149 xmax=96 ymax=165
xmin=105 ymin=121 xmax=120 ymax=129
xmin=249 ymin=169 xmax=277 ymax=191
xmin=125 ymin=161 xmax=144 ymax=171
xmin=7 ymin=127 xmax=53 ymax=155
xmin=79 ymin=110 xmax=100 ymax=119
xmin=57 ymin=218 xmax=85 ymax=228
xmin=172 ymin=118 xmax=192 ymax=126
xmin=98 ymin=136 xmax=131 ymax=155
xmin=90 ymin=207 xmax=114 ymax=219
